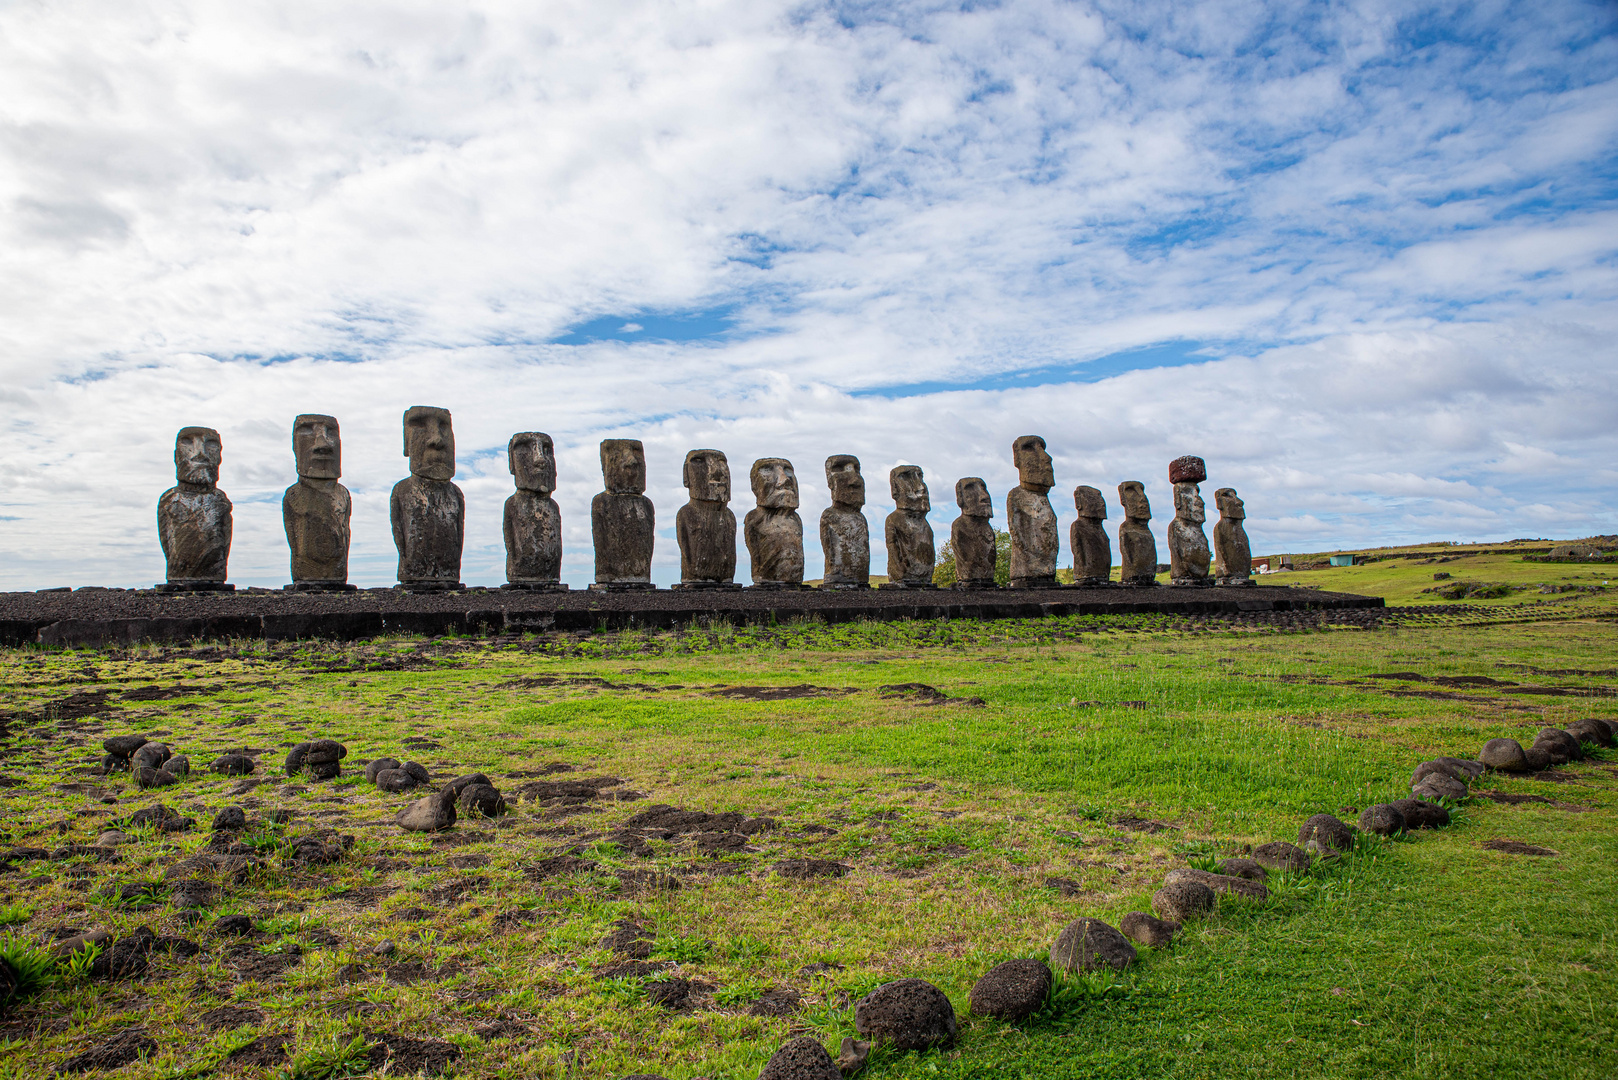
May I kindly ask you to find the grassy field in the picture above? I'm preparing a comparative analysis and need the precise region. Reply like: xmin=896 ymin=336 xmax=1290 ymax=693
xmin=0 ymin=555 xmax=1614 ymax=1080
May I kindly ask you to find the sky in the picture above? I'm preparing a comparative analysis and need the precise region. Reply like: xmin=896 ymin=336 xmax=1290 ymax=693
xmin=1 ymin=0 xmax=1615 ymax=590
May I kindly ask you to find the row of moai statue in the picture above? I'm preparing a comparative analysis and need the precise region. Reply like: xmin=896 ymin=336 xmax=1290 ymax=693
xmin=156 ymin=409 xmax=1254 ymax=592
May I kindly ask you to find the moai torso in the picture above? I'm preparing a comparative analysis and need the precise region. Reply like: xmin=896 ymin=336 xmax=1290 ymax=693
xmin=284 ymin=480 xmax=351 ymax=583
xmin=952 ymin=515 xmax=996 ymax=585
xmin=391 ymin=476 xmax=465 ymax=582
xmin=1006 ymin=487 xmax=1058 ymax=583
xmin=1070 ymin=518 xmax=1111 ymax=584
xmin=1118 ymin=522 xmax=1157 ymax=584
xmin=1214 ymin=517 xmax=1252 ymax=584
xmin=678 ymin=501 xmax=737 ymax=583
xmin=505 ymin=491 xmax=562 ymax=582
xmin=1168 ymin=519 xmax=1212 ymax=582
xmin=593 ymin=493 xmax=655 ymax=582
xmin=820 ymin=507 xmax=869 ymax=586
xmin=745 ymin=507 xmax=804 ymax=584
xmin=159 ymin=487 xmax=232 ymax=583
xmin=885 ymin=511 xmax=936 ymax=585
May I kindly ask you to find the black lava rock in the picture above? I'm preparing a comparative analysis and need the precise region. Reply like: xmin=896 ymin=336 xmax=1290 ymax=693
xmin=967 ymin=958 xmax=1051 ymax=1021
xmin=854 ymin=978 xmax=958 ymax=1050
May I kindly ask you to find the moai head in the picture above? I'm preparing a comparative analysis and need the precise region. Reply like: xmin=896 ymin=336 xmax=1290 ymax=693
xmin=683 ymin=449 xmax=731 ymax=504
xmin=508 ymin=432 xmax=556 ymax=495
xmin=1215 ymin=487 xmax=1245 ymax=521
xmin=891 ymin=465 xmax=930 ymax=513
xmin=1173 ymin=482 xmax=1206 ymax=525
xmin=293 ymin=415 xmax=341 ymax=480
xmin=1074 ymin=485 xmax=1107 ymax=521
xmin=955 ymin=477 xmax=992 ymax=519
xmin=600 ymin=439 xmax=646 ymax=494
xmin=825 ymin=455 xmax=865 ymax=510
xmin=1013 ymin=435 xmax=1054 ymax=492
xmin=1118 ymin=481 xmax=1151 ymax=523
xmin=403 ymin=406 xmax=456 ymax=481
xmin=750 ymin=458 xmax=799 ymax=510
xmin=174 ymin=427 xmax=222 ymax=488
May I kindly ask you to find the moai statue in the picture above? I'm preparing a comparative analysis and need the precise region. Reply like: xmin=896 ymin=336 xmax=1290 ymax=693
xmin=820 ymin=455 xmax=870 ymax=589
xmin=157 ymin=426 xmax=233 ymax=591
xmin=390 ymin=406 xmax=465 ymax=590
xmin=675 ymin=449 xmax=739 ymax=589
xmin=591 ymin=439 xmax=655 ymax=590
xmin=744 ymin=458 xmax=804 ymax=588
xmin=951 ymin=478 xmax=997 ymax=588
xmin=283 ymin=414 xmax=353 ymax=591
xmin=1213 ymin=487 xmax=1254 ymax=587
xmin=1070 ymin=485 xmax=1112 ymax=587
xmin=1006 ymin=435 xmax=1059 ymax=588
xmin=1117 ymin=480 xmax=1160 ymax=586
xmin=502 ymin=432 xmax=565 ymax=591
xmin=1167 ymin=455 xmax=1212 ymax=587
xmin=882 ymin=465 xmax=936 ymax=588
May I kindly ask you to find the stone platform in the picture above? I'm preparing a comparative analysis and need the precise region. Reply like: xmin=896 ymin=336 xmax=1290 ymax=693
xmin=0 ymin=584 xmax=1382 ymax=648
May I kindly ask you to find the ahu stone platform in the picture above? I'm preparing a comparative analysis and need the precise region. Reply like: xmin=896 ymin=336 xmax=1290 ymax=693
xmin=0 ymin=584 xmax=1383 ymax=648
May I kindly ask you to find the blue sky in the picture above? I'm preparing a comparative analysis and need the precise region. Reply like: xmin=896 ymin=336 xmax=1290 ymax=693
xmin=0 ymin=0 xmax=1615 ymax=588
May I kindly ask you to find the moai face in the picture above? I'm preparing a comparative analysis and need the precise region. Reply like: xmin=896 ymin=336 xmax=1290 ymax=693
xmin=509 ymin=432 xmax=556 ymax=494
xmin=891 ymin=465 xmax=930 ymax=513
xmin=403 ymin=406 xmax=456 ymax=481
xmin=955 ymin=477 xmax=992 ymax=519
xmin=1013 ymin=435 xmax=1054 ymax=491
xmin=1074 ymin=485 xmax=1107 ymax=521
xmin=1119 ymin=481 xmax=1151 ymax=523
xmin=174 ymin=427 xmax=222 ymax=487
xmin=293 ymin=415 xmax=341 ymax=480
xmin=825 ymin=455 xmax=865 ymax=510
xmin=751 ymin=458 xmax=799 ymax=510
xmin=683 ymin=449 xmax=731 ymax=503
xmin=1215 ymin=487 xmax=1245 ymax=521
xmin=1174 ymin=482 xmax=1206 ymax=524
xmin=601 ymin=439 xmax=646 ymax=494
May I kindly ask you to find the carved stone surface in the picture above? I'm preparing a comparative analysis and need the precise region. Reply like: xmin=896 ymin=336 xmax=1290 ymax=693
xmin=744 ymin=458 xmax=804 ymax=587
xmin=882 ymin=465 xmax=936 ymax=588
xmin=1168 ymin=481 xmax=1212 ymax=586
xmin=950 ymin=477 xmax=997 ymax=588
xmin=820 ymin=455 xmax=870 ymax=589
xmin=502 ymin=432 xmax=565 ymax=590
xmin=591 ymin=439 xmax=655 ymax=590
xmin=1006 ymin=435 xmax=1058 ymax=588
xmin=1213 ymin=487 xmax=1253 ymax=587
xmin=675 ymin=449 xmax=739 ymax=588
xmin=1070 ymin=485 xmax=1112 ymax=586
xmin=158 ymin=426 xmax=233 ymax=591
xmin=283 ymin=415 xmax=352 ymax=591
xmin=1117 ymin=481 xmax=1159 ymax=586
xmin=1169 ymin=455 xmax=1207 ymax=485
xmin=390 ymin=407 xmax=465 ymax=589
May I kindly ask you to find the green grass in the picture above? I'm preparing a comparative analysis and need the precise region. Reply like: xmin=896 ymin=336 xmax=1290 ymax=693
xmin=0 ymin=582 xmax=1613 ymax=1078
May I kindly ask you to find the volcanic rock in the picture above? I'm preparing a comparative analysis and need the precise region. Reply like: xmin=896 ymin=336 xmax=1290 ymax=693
xmin=853 ymin=978 xmax=958 ymax=1050
xmin=967 ymin=958 xmax=1051 ymax=1022
xmin=1049 ymin=918 xmax=1136 ymax=973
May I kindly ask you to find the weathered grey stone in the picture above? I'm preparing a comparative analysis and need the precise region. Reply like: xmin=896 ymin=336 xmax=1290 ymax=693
xmin=1070 ymin=485 xmax=1111 ymax=585
xmin=391 ymin=407 xmax=465 ymax=588
xmin=854 ymin=978 xmax=958 ymax=1049
xmin=158 ymin=426 xmax=233 ymax=589
xmin=1298 ymin=813 xmax=1355 ymax=854
xmin=103 ymin=735 xmax=149 ymax=759
xmin=1523 ymin=745 xmax=1553 ymax=770
xmin=365 ymin=758 xmax=402 ymax=784
xmin=1117 ymin=481 xmax=1159 ymax=586
xmin=442 ymin=773 xmax=493 ymax=797
xmin=820 ymin=455 xmax=870 ymax=589
xmin=1434 ymin=756 xmax=1487 ymax=780
xmin=1163 ymin=867 xmax=1268 ymax=901
xmin=1479 ymin=737 xmax=1529 ymax=772
xmin=1412 ymin=759 xmax=1472 ymax=786
xmin=1357 ymin=804 xmax=1407 ymax=836
xmin=1212 ymin=487 xmax=1253 ymax=586
xmin=592 ymin=440 xmax=656 ymax=590
xmin=675 ymin=449 xmax=738 ymax=588
xmin=1215 ymin=857 xmax=1266 ymax=881
xmin=375 ymin=769 xmax=420 ymax=793
xmin=1532 ymin=727 xmax=1581 ymax=764
xmin=949 ymin=478 xmax=997 ymax=588
xmin=1251 ymin=841 xmax=1311 ymax=872
xmin=212 ymin=806 xmax=246 ymax=831
xmin=743 ymin=459 xmax=804 ymax=587
xmin=1389 ymin=798 xmax=1450 ymax=829
xmin=1120 ymin=911 xmax=1178 ymax=947
xmin=1412 ymin=773 xmax=1466 ymax=801
xmin=968 ymin=958 xmax=1051 ymax=1021
xmin=1152 ymin=879 xmax=1216 ymax=921
xmin=210 ymin=754 xmax=254 ymax=776
xmin=1567 ymin=718 xmax=1615 ymax=748
xmin=757 ymin=1036 xmax=842 ymax=1080
xmin=396 ymin=789 xmax=457 ymax=833
xmin=130 ymin=743 xmax=170 ymax=770
xmin=1006 ymin=436 xmax=1058 ymax=588
xmin=134 ymin=766 xmax=179 ymax=789
xmin=457 ymin=783 xmax=508 ymax=818
xmin=882 ymin=466 xmax=936 ymax=588
xmin=503 ymin=432 xmax=563 ymax=588
xmin=283 ymin=414 xmax=352 ymax=589
xmin=1049 ymin=917 xmax=1136 ymax=973
xmin=1167 ymin=470 xmax=1212 ymax=587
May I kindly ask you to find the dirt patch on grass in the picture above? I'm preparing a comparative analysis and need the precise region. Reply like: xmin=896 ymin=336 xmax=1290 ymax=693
xmin=1481 ymin=839 xmax=1560 ymax=856
xmin=708 ymin=684 xmax=859 ymax=701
